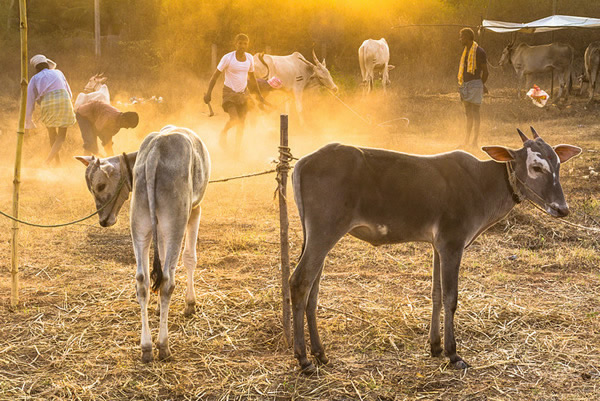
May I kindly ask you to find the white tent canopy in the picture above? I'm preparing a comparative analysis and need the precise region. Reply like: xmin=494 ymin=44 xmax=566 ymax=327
xmin=482 ymin=15 xmax=600 ymax=34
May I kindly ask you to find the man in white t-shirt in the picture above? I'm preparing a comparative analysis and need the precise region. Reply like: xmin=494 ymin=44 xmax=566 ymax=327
xmin=204 ymin=33 xmax=266 ymax=152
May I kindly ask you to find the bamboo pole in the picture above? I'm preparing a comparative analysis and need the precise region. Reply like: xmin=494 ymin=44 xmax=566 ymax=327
xmin=278 ymin=115 xmax=292 ymax=346
xmin=94 ymin=0 xmax=101 ymax=58
xmin=12 ymin=0 xmax=28 ymax=307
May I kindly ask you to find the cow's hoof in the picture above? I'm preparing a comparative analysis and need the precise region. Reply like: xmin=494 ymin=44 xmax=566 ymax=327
xmin=300 ymin=361 xmax=317 ymax=375
xmin=313 ymin=352 xmax=329 ymax=366
xmin=141 ymin=348 xmax=153 ymax=363
xmin=451 ymin=357 xmax=469 ymax=370
xmin=184 ymin=303 xmax=196 ymax=317
xmin=158 ymin=346 xmax=172 ymax=361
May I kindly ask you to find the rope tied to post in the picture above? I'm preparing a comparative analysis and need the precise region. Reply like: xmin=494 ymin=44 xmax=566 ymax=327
xmin=275 ymin=145 xmax=296 ymax=200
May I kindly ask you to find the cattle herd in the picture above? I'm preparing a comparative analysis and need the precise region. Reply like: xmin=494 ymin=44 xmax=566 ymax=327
xmin=71 ymin=36 xmax=587 ymax=373
xmin=499 ymin=38 xmax=600 ymax=103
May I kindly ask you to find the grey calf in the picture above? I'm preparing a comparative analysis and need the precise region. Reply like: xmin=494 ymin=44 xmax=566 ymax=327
xmin=291 ymin=128 xmax=580 ymax=373
xmin=77 ymin=125 xmax=211 ymax=362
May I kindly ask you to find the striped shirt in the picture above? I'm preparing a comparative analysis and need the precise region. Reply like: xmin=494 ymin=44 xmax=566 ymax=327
xmin=26 ymin=69 xmax=73 ymax=129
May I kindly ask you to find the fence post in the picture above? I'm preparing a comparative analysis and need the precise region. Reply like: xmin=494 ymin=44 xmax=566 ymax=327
xmin=94 ymin=0 xmax=101 ymax=58
xmin=12 ymin=0 xmax=28 ymax=307
xmin=278 ymin=114 xmax=292 ymax=347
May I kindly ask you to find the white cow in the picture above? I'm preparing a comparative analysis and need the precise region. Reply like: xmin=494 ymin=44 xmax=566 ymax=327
xmin=358 ymin=38 xmax=395 ymax=94
xmin=253 ymin=50 xmax=338 ymax=124
xmin=499 ymin=42 xmax=574 ymax=100
xmin=76 ymin=125 xmax=211 ymax=363
xmin=74 ymin=74 xmax=110 ymax=110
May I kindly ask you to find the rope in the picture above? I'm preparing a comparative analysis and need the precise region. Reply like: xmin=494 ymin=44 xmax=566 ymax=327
xmin=328 ymin=91 xmax=372 ymax=125
xmin=208 ymin=169 xmax=277 ymax=183
xmin=0 ymin=146 xmax=296 ymax=227
xmin=274 ymin=146 xmax=296 ymax=200
xmin=327 ymin=91 xmax=409 ymax=127
xmin=525 ymin=199 xmax=600 ymax=233
xmin=0 ymin=177 xmax=126 ymax=228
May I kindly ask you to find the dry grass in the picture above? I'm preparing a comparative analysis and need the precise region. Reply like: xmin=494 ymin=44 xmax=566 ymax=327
xmin=1 ymin=87 xmax=600 ymax=400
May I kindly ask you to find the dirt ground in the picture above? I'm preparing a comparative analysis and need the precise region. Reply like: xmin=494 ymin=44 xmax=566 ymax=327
xmin=1 ymin=84 xmax=600 ymax=400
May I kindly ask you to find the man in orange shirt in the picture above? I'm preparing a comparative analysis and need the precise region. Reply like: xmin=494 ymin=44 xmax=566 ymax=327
xmin=76 ymin=101 xmax=139 ymax=156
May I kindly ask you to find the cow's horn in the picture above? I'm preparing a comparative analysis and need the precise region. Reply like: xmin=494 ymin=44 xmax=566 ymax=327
xmin=530 ymin=126 xmax=540 ymax=139
xmin=517 ymin=128 xmax=529 ymax=143
xmin=298 ymin=55 xmax=315 ymax=67
xmin=312 ymin=49 xmax=320 ymax=65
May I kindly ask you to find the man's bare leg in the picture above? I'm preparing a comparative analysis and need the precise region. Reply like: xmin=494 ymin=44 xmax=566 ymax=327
xmin=221 ymin=107 xmax=239 ymax=148
xmin=46 ymin=127 xmax=67 ymax=164
xmin=460 ymin=102 xmax=472 ymax=147
xmin=470 ymin=104 xmax=481 ymax=148
xmin=235 ymin=106 xmax=247 ymax=157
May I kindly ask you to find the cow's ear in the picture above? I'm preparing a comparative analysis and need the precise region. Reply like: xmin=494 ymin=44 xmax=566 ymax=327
xmin=322 ymin=58 xmax=326 ymax=67
xmin=100 ymin=163 xmax=116 ymax=176
xmin=481 ymin=146 xmax=515 ymax=162
xmin=554 ymin=145 xmax=582 ymax=163
xmin=75 ymin=156 xmax=94 ymax=166
xmin=387 ymin=65 xmax=396 ymax=71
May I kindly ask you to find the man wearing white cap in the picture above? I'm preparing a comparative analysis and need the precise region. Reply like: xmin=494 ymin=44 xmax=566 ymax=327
xmin=25 ymin=54 xmax=76 ymax=164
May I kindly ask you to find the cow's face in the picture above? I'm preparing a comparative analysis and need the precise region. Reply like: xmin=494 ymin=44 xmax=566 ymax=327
xmin=76 ymin=155 xmax=129 ymax=227
xmin=482 ymin=127 xmax=581 ymax=218
xmin=83 ymin=74 xmax=107 ymax=93
xmin=312 ymin=61 xmax=338 ymax=92
xmin=498 ymin=45 xmax=513 ymax=66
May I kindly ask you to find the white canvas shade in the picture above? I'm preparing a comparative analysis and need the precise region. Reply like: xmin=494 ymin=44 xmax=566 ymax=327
xmin=482 ymin=15 xmax=600 ymax=34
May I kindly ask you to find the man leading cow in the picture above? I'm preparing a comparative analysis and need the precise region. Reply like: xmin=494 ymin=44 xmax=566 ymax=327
xmin=458 ymin=28 xmax=489 ymax=149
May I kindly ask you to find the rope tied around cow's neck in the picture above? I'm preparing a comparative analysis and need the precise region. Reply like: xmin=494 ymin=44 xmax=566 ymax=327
xmin=506 ymin=161 xmax=525 ymax=204
xmin=121 ymin=152 xmax=134 ymax=191
xmin=102 ymin=153 xmax=134 ymax=219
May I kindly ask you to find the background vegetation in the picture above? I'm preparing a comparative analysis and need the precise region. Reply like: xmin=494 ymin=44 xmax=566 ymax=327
xmin=1 ymin=0 xmax=600 ymax=96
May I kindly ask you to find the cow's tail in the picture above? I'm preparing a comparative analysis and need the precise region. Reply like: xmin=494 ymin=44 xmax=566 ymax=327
xmin=568 ymin=45 xmax=575 ymax=95
xmin=258 ymin=52 xmax=270 ymax=80
xmin=291 ymin=158 xmax=307 ymax=262
xmin=147 ymin=150 xmax=163 ymax=293
xmin=590 ymin=47 xmax=600 ymax=92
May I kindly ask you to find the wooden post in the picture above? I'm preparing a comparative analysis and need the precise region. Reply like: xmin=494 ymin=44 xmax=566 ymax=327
xmin=211 ymin=44 xmax=217 ymax=72
xmin=550 ymin=0 xmax=557 ymax=99
xmin=278 ymin=114 xmax=292 ymax=347
xmin=94 ymin=0 xmax=101 ymax=58
xmin=12 ymin=0 xmax=28 ymax=307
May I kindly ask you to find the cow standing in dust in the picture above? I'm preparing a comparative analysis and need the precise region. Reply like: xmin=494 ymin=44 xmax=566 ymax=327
xmin=253 ymin=50 xmax=338 ymax=124
xmin=583 ymin=41 xmax=600 ymax=104
xmin=499 ymin=42 xmax=574 ymax=100
xmin=76 ymin=125 xmax=211 ymax=362
xmin=290 ymin=128 xmax=580 ymax=373
xmin=358 ymin=38 xmax=395 ymax=94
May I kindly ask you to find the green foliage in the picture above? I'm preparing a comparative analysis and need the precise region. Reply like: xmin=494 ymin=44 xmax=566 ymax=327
xmin=1 ymin=0 xmax=600 ymax=85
